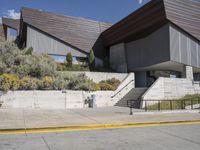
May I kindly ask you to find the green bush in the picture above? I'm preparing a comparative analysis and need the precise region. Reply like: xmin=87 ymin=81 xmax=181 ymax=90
xmin=20 ymin=76 xmax=39 ymax=90
xmin=66 ymin=52 xmax=72 ymax=67
xmin=64 ymin=64 xmax=89 ymax=71
xmin=0 ymin=42 xmax=57 ymax=78
xmin=106 ymin=78 xmax=121 ymax=89
xmin=89 ymin=49 xmax=95 ymax=70
xmin=0 ymin=61 xmax=6 ymax=74
xmin=88 ymin=81 xmax=101 ymax=91
xmin=99 ymin=82 xmax=115 ymax=91
xmin=25 ymin=47 xmax=33 ymax=55
xmin=39 ymin=76 xmax=55 ymax=90
xmin=0 ymin=73 xmax=20 ymax=91
xmin=99 ymin=78 xmax=121 ymax=91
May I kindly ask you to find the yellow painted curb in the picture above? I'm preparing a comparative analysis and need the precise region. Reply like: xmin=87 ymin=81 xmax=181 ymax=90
xmin=0 ymin=120 xmax=200 ymax=135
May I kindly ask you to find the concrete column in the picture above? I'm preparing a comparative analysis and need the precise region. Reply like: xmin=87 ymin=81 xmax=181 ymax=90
xmin=109 ymin=43 xmax=127 ymax=73
xmin=182 ymin=65 xmax=194 ymax=80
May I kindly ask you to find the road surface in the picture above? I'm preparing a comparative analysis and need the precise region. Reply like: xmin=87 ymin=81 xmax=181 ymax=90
xmin=0 ymin=124 xmax=199 ymax=150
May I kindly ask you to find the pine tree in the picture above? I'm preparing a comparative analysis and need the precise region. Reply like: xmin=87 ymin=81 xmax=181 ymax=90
xmin=89 ymin=49 xmax=95 ymax=69
xmin=66 ymin=52 xmax=72 ymax=67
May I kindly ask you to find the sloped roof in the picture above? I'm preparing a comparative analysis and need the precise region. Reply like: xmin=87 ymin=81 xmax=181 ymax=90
xmin=2 ymin=17 xmax=20 ymax=33
xmin=102 ymin=0 xmax=200 ymax=46
xmin=21 ymin=7 xmax=112 ymax=53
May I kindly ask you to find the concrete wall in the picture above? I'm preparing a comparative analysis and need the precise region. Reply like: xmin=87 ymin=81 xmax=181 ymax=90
xmin=27 ymin=26 xmax=87 ymax=57
xmin=170 ymin=24 xmax=200 ymax=68
xmin=109 ymin=43 xmax=127 ymax=73
xmin=0 ymin=90 xmax=114 ymax=109
xmin=142 ymin=77 xmax=200 ymax=101
xmin=125 ymin=24 xmax=170 ymax=70
xmin=0 ymin=73 xmax=135 ymax=109
xmin=62 ymin=71 xmax=128 ymax=83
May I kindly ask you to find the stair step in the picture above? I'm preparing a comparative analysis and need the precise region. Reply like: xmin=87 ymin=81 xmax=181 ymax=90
xmin=115 ymin=88 xmax=147 ymax=108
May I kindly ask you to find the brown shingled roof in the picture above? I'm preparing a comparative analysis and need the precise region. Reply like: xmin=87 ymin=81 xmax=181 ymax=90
xmin=102 ymin=0 xmax=200 ymax=46
xmin=21 ymin=7 xmax=112 ymax=53
xmin=2 ymin=17 xmax=20 ymax=34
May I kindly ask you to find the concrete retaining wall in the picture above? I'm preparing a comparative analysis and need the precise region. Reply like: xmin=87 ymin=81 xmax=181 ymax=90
xmin=63 ymin=71 xmax=128 ymax=82
xmin=142 ymin=77 xmax=200 ymax=106
xmin=0 ymin=90 xmax=115 ymax=109
xmin=0 ymin=73 xmax=134 ymax=109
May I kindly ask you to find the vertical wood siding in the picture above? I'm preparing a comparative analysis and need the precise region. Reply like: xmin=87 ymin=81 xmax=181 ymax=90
xmin=27 ymin=26 xmax=87 ymax=57
xmin=170 ymin=24 xmax=200 ymax=68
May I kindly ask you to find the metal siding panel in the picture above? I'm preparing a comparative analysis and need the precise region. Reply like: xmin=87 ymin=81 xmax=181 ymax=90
xmin=170 ymin=26 xmax=180 ymax=62
xmin=170 ymin=24 xmax=200 ymax=68
xmin=191 ymin=40 xmax=197 ymax=67
xmin=180 ymin=33 xmax=188 ymax=64
xmin=27 ymin=26 xmax=86 ymax=57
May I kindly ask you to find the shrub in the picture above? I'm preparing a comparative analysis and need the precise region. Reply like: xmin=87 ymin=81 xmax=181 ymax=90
xmin=106 ymin=78 xmax=121 ymax=89
xmin=56 ymin=63 xmax=65 ymax=71
xmin=64 ymin=64 xmax=89 ymax=71
xmin=99 ymin=78 xmax=120 ymax=91
xmin=88 ymin=81 xmax=100 ymax=91
xmin=39 ymin=76 xmax=55 ymax=90
xmin=0 ymin=73 xmax=20 ymax=91
xmin=0 ymin=61 xmax=6 ymax=74
xmin=99 ymin=82 xmax=115 ymax=91
xmin=20 ymin=76 xmax=39 ymax=90
xmin=0 ymin=42 xmax=57 ymax=78
xmin=89 ymin=49 xmax=95 ymax=70
xmin=66 ymin=52 xmax=72 ymax=67
xmin=25 ymin=47 xmax=33 ymax=55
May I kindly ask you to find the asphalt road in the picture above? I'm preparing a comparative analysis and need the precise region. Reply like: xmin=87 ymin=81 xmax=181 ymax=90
xmin=0 ymin=124 xmax=200 ymax=150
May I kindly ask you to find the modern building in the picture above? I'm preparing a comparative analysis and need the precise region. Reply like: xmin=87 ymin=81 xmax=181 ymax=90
xmin=2 ymin=0 xmax=200 ymax=87
xmin=101 ymin=0 xmax=200 ymax=87
xmin=2 ymin=7 xmax=111 ymax=63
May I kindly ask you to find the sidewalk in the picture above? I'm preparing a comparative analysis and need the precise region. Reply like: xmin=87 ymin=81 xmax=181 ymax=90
xmin=0 ymin=107 xmax=200 ymax=130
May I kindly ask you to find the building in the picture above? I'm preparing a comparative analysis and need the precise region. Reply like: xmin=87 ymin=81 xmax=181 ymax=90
xmin=2 ymin=7 xmax=112 ymax=63
xmin=101 ymin=0 xmax=200 ymax=87
xmin=2 ymin=0 xmax=200 ymax=87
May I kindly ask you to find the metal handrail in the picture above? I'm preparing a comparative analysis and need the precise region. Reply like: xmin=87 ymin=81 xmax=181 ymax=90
xmin=111 ymin=80 xmax=134 ymax=98
xmin=127 ymin=97 xmax=200 ymax=115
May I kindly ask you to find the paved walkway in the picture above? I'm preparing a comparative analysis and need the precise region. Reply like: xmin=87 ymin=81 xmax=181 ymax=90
xmin=0 ymin=107 xmax=200 ymax=130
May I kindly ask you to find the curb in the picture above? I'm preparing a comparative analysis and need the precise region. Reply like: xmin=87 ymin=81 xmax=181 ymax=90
xmin=0 ymin=120 xmax=200 ymax=134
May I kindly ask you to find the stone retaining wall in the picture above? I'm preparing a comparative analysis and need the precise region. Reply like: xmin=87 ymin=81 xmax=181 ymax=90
xmin=0 ymin=90 xmax=114 ymax=109
xmin=141 ymin=77 xmax=200 ymax=106
xmin=0 ymin=72 xmax=134 ymax=109
xmin=62 ymin=71 xmax=128 ymax=82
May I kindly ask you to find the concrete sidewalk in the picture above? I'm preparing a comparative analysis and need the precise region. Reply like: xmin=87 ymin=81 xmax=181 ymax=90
xmin=0 ymin=107 xmax=200 ymax=130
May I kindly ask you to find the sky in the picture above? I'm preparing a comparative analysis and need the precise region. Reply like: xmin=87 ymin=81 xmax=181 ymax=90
xmin=0 ymin=0 xmax=150 ymax=24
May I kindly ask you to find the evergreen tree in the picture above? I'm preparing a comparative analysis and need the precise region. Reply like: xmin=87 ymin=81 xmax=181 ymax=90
xmin=66 ymin=52 xmax=72 ymax=67
xmin=89 ymin=49 xmax=95 ymax=69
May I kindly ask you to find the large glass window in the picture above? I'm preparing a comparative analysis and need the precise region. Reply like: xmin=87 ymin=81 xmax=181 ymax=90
xmin=51 ymin=55 xmax=66 ymax=63
xmin=50 ymin=54 xmax=87 ymax=64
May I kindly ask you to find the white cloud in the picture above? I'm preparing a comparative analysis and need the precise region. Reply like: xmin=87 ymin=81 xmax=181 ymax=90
xmin=138 ymin=0 xmax=143 ymax=4
xmin=4 ymin=9 xmax=20 ymax=19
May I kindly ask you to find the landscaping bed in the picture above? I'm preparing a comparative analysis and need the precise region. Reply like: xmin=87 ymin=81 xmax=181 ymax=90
xmin=146 ymin=94 xmax=200 ymax=110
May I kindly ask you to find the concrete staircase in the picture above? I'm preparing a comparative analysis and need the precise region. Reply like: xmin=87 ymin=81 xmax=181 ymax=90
xmin=115 ymin=88 xmax=147 ymax=108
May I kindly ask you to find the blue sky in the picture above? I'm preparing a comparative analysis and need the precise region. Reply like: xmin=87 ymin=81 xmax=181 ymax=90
xmin=0 ymin=0 xmax=150 ymax=24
